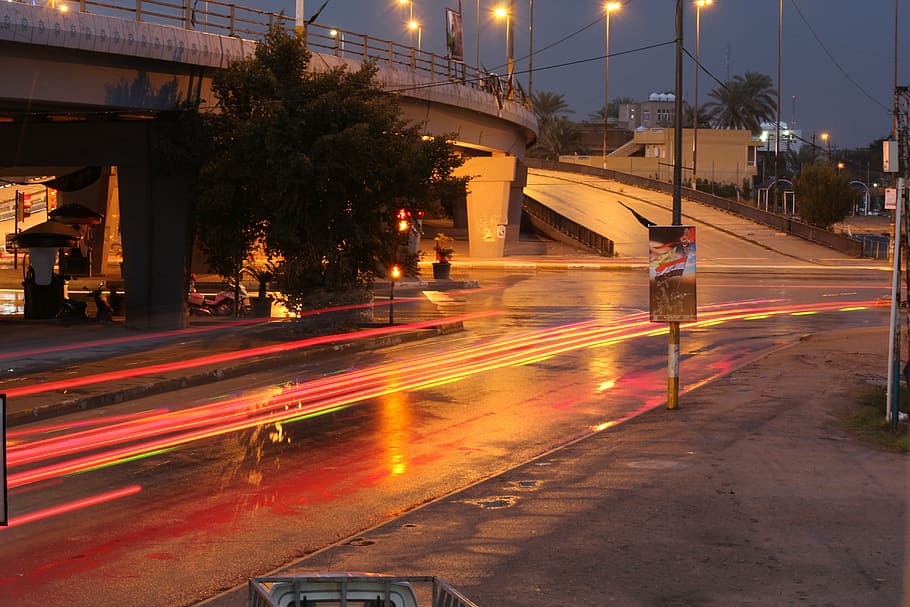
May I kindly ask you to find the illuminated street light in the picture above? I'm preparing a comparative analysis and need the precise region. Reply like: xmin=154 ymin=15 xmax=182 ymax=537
xmin=495 ymin=4 xmax=515 ymax=99
xmin=602 ymin=1 xmax=621 ymax=166
xmin=692 ymin=0 xmax=712 ymax=189
xmin=408 ymin=19 xmax=423 ymax=51
xmin=399 ymin=0 xmax=414 ymax=46
xmin=821 ymin=131 xmax=830 ymax=159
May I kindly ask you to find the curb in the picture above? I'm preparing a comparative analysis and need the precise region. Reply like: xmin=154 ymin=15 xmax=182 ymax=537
xmin=7 ymin=321 xmax=464 ymax=427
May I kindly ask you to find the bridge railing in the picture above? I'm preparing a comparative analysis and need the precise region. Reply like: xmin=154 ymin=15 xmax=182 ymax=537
xmin=54 ymin=0 xmax=524 ymax=106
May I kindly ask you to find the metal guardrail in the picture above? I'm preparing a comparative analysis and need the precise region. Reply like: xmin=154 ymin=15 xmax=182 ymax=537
xmin=523 ymin=196 xmax=614 ymax=257
xmin=38 ymin=0 xmax=525 ymax=107
xmin=526 ymin=158 xmax=866 ymax=258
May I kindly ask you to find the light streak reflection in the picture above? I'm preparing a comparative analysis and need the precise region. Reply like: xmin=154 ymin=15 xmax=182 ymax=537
xmin=5 ymin=298 xmax=887 ymax=519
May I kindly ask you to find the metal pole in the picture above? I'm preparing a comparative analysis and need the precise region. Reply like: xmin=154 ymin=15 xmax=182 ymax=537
xmin=476 ymin=0 xmax=480 ymax=69
xmin=887 ymin=176 xmax=903 ymax=424
xmin=692 ymin=2 xmax=701 ymax=190
xmin=295 ymin=0 xmax=304 ymax=39
xmin=668 ymin=0 xmax=684 ymax=410
xmin=389 ymin=279 xmax=395 ymax=325
xmin=774 ymin=0 xmax=782 ymax=213
xmin=528 ymin=0 xmax=534 ymax=99
xmin=602 ymin=10 xmax=610 ymax=167
xmin=507 ymin=0 xmax=514 ymax=99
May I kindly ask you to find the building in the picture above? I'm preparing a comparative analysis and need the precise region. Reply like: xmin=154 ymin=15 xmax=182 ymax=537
xmin=617 ymin=93 xmax=685 ymax=130
xmin=757 ymin=121 xmax=802 ymax=153
xmin=560 ymin=127 xmax=760 ymax=188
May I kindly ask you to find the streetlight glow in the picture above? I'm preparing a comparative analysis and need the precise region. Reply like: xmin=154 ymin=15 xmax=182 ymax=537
xmin=495 ymin=4 xmax=515 ymax=100
xmin=408 ymin=20 xmax=422 ymax=50
xmin=602 ymin=1 xmax=621 ymax=166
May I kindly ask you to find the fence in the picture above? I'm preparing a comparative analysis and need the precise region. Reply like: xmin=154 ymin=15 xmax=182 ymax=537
xmin=37 ymin=0 xmax=524 ymax=106
xmin=522 ymin=196 xmax=614 ymax=257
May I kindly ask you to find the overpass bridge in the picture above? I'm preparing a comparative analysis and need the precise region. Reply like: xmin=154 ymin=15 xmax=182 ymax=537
xmin=0 ymin=0 xmax=536 ymax=328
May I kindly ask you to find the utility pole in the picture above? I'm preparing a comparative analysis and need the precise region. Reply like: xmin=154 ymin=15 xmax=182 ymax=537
xmin=668 ymin=0 xmax=684 ymax=410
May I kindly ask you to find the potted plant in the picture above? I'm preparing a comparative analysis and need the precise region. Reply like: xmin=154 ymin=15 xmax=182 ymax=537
xmin=433 ymin=233 xmax=454 ymax=280
xmin=243 ymin=260 xmax=278 ymax=317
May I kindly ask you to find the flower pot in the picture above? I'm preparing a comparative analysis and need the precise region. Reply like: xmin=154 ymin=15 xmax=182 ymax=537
xmin=251 ymin=296 xmax=273 ymax=318
xmin=432 ymin=262 xmax=451 ymax=280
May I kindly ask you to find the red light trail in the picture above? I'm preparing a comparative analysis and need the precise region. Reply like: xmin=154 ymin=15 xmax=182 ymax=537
xmin=2 ymin=298 xmax=886 ymax=526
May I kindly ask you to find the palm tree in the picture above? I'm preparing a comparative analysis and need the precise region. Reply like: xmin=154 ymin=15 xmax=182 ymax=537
xmin=588 ymin=96 xmax=636 ymax=124
xmin=528 ymin=116 xmax=581 ymax=160
xmin=529 ymin=91 xmax=580 ymax=161
xmin=704 ymin=71 xmax=776 ymax=133
xmin=531 ymin=91 xmax=573 ymax=125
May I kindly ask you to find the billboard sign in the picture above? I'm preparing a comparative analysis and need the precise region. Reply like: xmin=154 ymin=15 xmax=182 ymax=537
xmin=649 ymin=225 xmax=697 ymax=322
xmin=445 ymin=8 xmax=464 ymax=62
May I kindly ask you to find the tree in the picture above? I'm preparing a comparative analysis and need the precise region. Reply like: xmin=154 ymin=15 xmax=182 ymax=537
xmin=704 ymin=71 xmax=776 ymax=133
xmin=795 ymin=162 xmax=854 ymax=228
xmin=530 ymin=115 xmax=582 ymax=160
xmin=528 ymin=90 xmax=579 ymax=160
xmin=196 ymin=25 xmax=466 ymax=313
xmin=531 ymin=90 xmax=573 ymax=125
xmin=782 ymin=144 xmax=822 ymax=179
xmin=588 ymin=96 xmax=636 ymax=123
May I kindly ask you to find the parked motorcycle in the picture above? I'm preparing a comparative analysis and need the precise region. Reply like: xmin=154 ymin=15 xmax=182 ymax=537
xmin=57 ymin=293 xmax=88 ymax=320
xmin=188 ymin=282 xmax=251 ymax=316
xmin=57 ymin=282 xmax=113 ymax=321
xmin=87 ymin=282 xmax=114 ymax=321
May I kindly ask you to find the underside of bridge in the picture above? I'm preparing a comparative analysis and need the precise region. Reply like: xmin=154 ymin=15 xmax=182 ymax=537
xmin=0 ymin=118 xmax=193 ymax=330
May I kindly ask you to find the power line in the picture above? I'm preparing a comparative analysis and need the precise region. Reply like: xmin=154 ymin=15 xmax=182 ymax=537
xmin=789 ymin=0 xmax=890 ymax=114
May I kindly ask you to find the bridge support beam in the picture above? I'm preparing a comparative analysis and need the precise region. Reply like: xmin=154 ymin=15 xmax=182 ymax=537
xmin=117 ymin=165 xmax=192 ymax=330
xmin=457 ymin=155 xmax=527 ymax=258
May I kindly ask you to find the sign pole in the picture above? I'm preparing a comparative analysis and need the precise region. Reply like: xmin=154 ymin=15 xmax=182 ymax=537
xmin=669 ymin=0 xmax=684 ymax=410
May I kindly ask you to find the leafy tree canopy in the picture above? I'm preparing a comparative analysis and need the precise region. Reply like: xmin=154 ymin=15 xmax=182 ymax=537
xmin=795 ymin=162 xmax=855 ymax=228
xmin=196 ymin=25 xmax=466 ymax=312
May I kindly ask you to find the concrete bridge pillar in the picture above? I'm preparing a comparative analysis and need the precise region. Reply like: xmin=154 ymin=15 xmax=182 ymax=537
xmin=457 ymin=155 xmax=527 ymax=258
xmin=117 ymin=164 xmax=192 ymax=330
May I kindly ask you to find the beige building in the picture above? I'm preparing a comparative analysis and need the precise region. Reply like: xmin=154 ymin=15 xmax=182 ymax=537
xmin=560 ymin=127 xmax=760 ymax=187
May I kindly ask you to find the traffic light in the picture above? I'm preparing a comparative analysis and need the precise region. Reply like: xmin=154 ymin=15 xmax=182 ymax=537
xmin=21 ymin=192 xmax=31 ymax=218
xmin=47 ymin=188 xmax=58 ymax=211
xmin=397 ymin=208 xmax=409 ymax=233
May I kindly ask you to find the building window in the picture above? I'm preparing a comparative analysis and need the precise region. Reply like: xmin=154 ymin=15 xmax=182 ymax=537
xmin=656 ymin=108 xmax=671 ymax=123
xmin=643 ymin=110 xmax=651 ymax=122
xmin=747 ymin=147 xmax=756 ymax=166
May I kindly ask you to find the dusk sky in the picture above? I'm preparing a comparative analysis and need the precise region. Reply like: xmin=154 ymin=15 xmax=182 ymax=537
xmin=260 ymin=1 xmax=910 ymax=150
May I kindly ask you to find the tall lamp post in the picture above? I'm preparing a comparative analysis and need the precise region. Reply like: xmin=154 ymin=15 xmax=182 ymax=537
xmin=602 ymin=2 xmax=621 ymax=167
xmin=295 ymin=0 xmax=304 ymax=38
xmin=495 ymin=4 xmax=515 ymax=100
xmin=692 ymin=0 xmax=712 ymax=190
xmin=820 ymin=131 xmax=830 ymax=160
xmin=399 ymin=0 xmax=414 ymax=46
xmin=408 ymin=20 xmax=423 ymax=51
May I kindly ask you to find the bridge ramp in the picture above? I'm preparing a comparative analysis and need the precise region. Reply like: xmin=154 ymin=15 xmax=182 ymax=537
xmin=525 ymin=169 xmax=861 ymax=264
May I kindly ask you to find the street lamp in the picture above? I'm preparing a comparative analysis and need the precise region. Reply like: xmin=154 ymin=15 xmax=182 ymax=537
xmin=821 ymin=131 xmax=830 ymax=159
xmin=399 ymin=0 xmax=414 ymax=46
xmin=408 ymin=20 xmax=423 ymax=51
xmin=602 ymin=2 xmax=621 ymax=167
xmin=495 ymin=3 xmax=515 ymax=100
xmin=692 ymin=0 xmax=712 ymax=190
